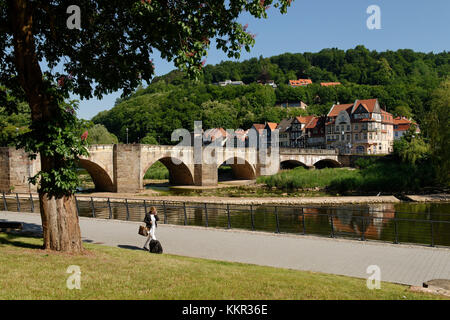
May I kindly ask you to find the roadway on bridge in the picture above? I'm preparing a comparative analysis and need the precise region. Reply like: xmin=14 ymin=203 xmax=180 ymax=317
xmin=1 ymin=211 xmax=449 ymax=287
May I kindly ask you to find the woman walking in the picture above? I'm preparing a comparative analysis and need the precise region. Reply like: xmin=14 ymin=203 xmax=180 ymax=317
xmin=143 ymin=206 xmax=158 ymax=250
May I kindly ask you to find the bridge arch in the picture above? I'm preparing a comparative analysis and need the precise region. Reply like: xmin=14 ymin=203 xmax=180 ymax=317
xmin=218 ymin=157 xmax=256 ymax=180
xmin=313 ymin=159 xmax=341 ymax=169
xmin=143 ymin=157 xmax=194 ymax=185
xmin=280 ymin=160 xmax=308 ymax=170
xmin=78 ymin=159 xmax=115 ymax=192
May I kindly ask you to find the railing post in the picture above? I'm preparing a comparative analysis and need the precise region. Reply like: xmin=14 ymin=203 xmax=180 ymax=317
xmin=75 ymin=196 xmax=80 ymax=216
xmin=163 ymin=201 xmax=167 ymax=224
xmin=394 ymin=219 xmax=399 ymax=244
xmin=16 ymin=193 xmax=20 ymax=212
xmin=183 ymin=202 xmax=187 ymax=225
xmin=275 ymin=206 xmax=280 ymax=234
xmin=107 ymin=198 xmax=112 ymax=219
xmin=430 ymin=221 xmax=435 ymax=247
xmin=125 ymin=199 xmax=130 ymax=221
xmin=29 ymin=193 xmax=34 ymax=213
xmin=204 ymin=203 xmax=209 ymax=228
xmin=2 ymin=192 xmax=7 ymax=211
xmin=330 ymin=213 xmax=334 ymax=238
xmin=361 ymin=216 xmax=366 ymax=241
xmin=250 ymin=205 xmax=255 ymax=231
xmin=90 ymin=197 xmax=95 ymax=218
xmin=143 ymin=199 xmax=147 ymax=215
xmin=226 ymin=204 xmax=231 ymax=229
xmin=301 ymin=208 xmax=306 ymax=235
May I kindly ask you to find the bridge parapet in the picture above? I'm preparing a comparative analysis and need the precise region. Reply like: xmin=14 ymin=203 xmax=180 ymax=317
xmin=279 ymin=148 xmax=337 ymax=155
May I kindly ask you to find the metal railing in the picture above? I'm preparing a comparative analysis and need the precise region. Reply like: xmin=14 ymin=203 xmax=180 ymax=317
xmin=2 ymin=192 xmax=450 ymax=248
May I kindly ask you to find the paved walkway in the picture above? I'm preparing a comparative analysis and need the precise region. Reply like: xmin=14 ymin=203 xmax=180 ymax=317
xmin=1 ymin=211 xmax=450 ymax=286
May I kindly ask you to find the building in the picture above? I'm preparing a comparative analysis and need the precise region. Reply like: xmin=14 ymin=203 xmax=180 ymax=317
xmin=320 ymin=82 xmax=341 ymax=87
xmin=247 ymin=124 xmax=265 ymax=148
xmin=215 ymin=79 xmax=244 ymax=86
xmin=264 ymin=122 xmax=278 ymax=148
xmin=276 ymin=118 xmax=293 ymax=148
xmin=325 ymin=99 xmax=394 ymax=154
xmin=280 ymin=101 xmax=308 ymax=109
xmin=305 ymin=116 xmax=326 ymax=149
xmin=393 ymin=116 xmax=420 ymax=140
xmin=290 ymin=115 xmax=315 ymax=148
xmin=203 ymin=128 xmax=229 ymax=146
xmin=289 ymin=79 xmax=312 ymax=87
xmin=257 ymin=79 xmax=277 ymax=88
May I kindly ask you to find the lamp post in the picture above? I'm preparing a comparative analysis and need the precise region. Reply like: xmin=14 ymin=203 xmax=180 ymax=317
xmin=126 ymin=127 xmax=128 ymax=144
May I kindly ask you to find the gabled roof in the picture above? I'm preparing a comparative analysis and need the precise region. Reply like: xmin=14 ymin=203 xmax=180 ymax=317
xmin=327 ymin=103 xmax=353 ymax=117
xmin=352 ymin=99 xmax=378 ymax=114
xmin=265 ymin=122 xmax=278 ymax=131
xmin=277 ymin=118 xmax=293 ymax=132
xmin=251 ymin=124 xmax=265 ymax=134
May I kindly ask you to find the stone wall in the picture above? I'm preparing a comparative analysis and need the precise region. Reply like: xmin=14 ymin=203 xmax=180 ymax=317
xmin=0 ymin=147 xmax=40 ymax=193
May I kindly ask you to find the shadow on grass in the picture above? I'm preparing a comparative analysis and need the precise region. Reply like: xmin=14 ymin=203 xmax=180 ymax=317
xmin=0 ymin=232 xmax=43 ymax=249
xmin=118 ymin=244 xmax=146 ymax=251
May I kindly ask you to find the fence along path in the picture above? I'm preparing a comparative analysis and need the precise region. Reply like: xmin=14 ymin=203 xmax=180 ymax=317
xmin=2 ymin=192 xmax=450 ymax=248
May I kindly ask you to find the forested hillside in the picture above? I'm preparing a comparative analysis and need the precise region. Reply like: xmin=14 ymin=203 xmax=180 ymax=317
xmin=92 ymin=46 xmax=449 ymax=144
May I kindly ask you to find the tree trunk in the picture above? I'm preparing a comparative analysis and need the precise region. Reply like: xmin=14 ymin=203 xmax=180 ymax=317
xmin=9 ymin=0 xmax=84 ymax=253
xmin=39 ymin=192 xmax=83 ymax=253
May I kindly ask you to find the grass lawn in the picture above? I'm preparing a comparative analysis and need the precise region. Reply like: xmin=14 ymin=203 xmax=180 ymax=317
xmin=0 ymin=233 xmax=445 ymax=300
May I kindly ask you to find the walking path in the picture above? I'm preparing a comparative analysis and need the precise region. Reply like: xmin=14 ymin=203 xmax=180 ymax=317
xmin=1 ymin=211 xmax=449 ymax=286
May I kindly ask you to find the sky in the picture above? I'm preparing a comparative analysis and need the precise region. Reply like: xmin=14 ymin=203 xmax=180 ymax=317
xmin=74 ymin=0 xmax=450 ymax=119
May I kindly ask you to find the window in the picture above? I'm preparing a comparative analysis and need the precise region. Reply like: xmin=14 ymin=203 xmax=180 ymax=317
xmin=347 ymin=125 xmax=350 ymax=131
xmin=355 ymin=125 xmax=358 ymax=130
xmin=355 ymin=134 xmax=359 ymax=140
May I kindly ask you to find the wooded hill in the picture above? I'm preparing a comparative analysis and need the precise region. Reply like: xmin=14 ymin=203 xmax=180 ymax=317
xmin=91 ymin=46 xmax=448 ymax=144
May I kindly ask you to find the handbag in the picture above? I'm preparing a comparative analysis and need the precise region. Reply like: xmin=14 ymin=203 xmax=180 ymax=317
xmin=138 ymin=225 xmax=149 ymax=237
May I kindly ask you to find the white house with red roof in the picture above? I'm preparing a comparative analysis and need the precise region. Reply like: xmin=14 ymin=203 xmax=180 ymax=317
xmin=393 ymin=117 xmax=420 ymax=140
xmin=325 ymin=99 xmax=394 ymax=154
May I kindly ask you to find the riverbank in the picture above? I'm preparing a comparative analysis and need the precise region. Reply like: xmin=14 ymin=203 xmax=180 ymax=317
xmin=76 ymin=192 xmax=402 ymax=205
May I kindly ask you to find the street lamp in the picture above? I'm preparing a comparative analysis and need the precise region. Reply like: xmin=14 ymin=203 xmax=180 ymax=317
xmin=126 ymin=127 xmax=129 ymax=144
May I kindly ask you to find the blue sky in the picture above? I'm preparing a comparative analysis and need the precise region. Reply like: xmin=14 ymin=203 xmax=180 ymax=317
xmin=75 ymin=0 xmax=450 ymax=119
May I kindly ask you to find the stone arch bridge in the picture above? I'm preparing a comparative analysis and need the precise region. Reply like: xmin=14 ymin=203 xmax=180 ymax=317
xmin=0 ymin=145 xmax=339 ymax=193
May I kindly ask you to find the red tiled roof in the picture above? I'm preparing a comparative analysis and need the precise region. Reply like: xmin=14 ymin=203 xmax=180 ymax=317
xmin=289 ymin=79 xmax=312 ymax=86
xmin=305 ymin=117 xmax=319 ymax=129
xmin=393 ymin=117 xmax=413 ymax=125
xmin=295 ymin=115 xmax=315 ymax=124
xmin=327 ymin=103 xmax=353 ymax=117
xmin=204 ymin=128 xmax=228 ymax=140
